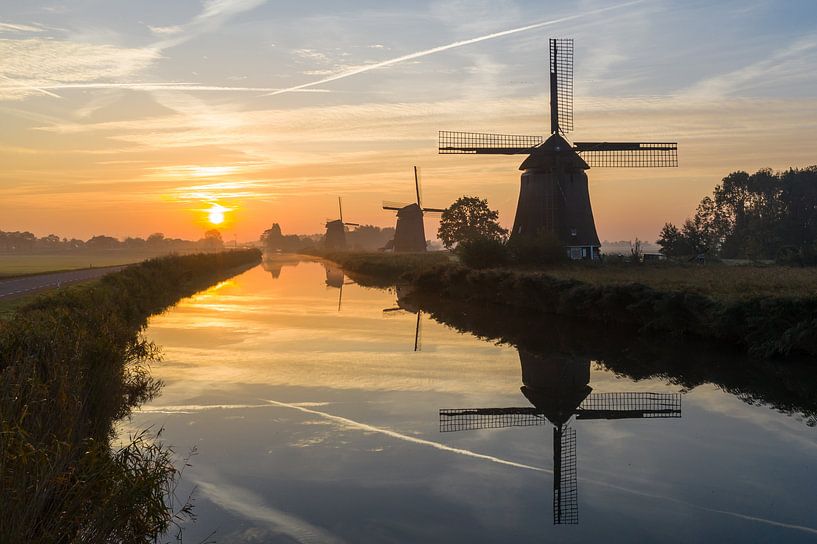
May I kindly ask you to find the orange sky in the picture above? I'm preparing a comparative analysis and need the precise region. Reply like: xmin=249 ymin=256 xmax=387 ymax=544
xmin=2 ymin=1 xmax=816 ymax=243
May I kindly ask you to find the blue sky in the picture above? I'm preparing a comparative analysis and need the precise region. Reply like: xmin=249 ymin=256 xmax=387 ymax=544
xmin=1 ymin=0 xmax=815 ymax=240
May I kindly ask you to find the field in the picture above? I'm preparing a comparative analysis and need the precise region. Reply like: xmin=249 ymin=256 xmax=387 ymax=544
xmin=0 ymin=250 xmax=196 ymax=277
xmin=544 ymin=263 xmax=817 ymax=302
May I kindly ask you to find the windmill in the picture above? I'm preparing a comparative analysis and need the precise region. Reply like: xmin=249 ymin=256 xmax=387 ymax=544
xmin=325 ymin=197 xmax=360 ymax=251
xmin=382 ymin=167 xmax=446 ymax=252
xmin=439 ymin=38 xmax=678 ymax=260
xmin=439 ymin=350 xmax=681 ymax=525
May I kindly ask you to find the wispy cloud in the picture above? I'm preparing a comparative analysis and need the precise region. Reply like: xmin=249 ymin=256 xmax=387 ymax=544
xmin=265 ymin=1 xmax=644 ymax=96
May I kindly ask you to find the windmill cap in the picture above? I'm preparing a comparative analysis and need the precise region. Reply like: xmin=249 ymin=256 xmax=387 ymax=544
xmin=520 ymin=133 xmax=589 ymax=171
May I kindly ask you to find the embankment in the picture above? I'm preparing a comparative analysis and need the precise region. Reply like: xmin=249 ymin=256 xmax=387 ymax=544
xmin=327 ymin=252 xmax=817 ymax=359
xmin=0 ymin=249 xmax=261 ymax=543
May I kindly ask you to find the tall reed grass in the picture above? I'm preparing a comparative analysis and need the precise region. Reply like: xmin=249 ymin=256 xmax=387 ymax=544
xmin=0 ymin=249 xmax=261 ymax=543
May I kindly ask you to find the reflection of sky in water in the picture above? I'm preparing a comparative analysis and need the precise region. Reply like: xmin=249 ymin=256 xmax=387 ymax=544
xmin=132 ymin=260 xmax=817 ymax=543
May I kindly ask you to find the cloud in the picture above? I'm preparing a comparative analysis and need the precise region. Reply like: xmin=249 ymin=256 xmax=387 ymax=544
xmin=265 ymin=1 xmax=644 ymax=96
xmin=0 ymin=39 xmax=160 ymax=100
xmin=147 ymin=24 xmax=183 ymax=36
xmin=0 ymin=22 xmax=48 ymax=33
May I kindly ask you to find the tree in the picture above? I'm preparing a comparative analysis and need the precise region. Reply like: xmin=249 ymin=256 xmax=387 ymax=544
xmin=656 ymin=223 xmax=687 ymax=256
xmin=201 ymin=229 xmax=224 ymax=249
xmin=437 ymin=196 xmax=508 ymax=249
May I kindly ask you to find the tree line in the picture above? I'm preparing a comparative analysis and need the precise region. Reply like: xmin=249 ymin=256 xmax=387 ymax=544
xmin=658 ymin=166 xmax=817 ymax=263
xmin=0 ymin=229 xmax=225 ymax=252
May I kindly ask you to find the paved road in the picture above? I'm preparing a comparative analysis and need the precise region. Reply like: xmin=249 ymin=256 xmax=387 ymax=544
xmin=0 ymin=266 xmax=127 ymax=300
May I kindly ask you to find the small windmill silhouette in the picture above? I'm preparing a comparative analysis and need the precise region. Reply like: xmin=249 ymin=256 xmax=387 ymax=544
xmin=383 ymin=167 xmax=446 ymax=252
xmin=325 ymin=197 xmax=360 ymax=250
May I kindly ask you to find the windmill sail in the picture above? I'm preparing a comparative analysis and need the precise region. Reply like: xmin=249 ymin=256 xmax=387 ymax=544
xmin=550 ymin=38 xmax=574 ymax=134
xmin=553 ymin=425 xmax=578 ymax=525
xmin=440 ymin=407 xmax=548 ymax=432
xmin=439 ymin=131 xmax=544 ymax=154
xmin=574 ymin=142 xmax=678 ymax=168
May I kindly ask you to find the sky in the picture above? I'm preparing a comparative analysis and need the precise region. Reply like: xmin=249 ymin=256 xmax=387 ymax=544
xmin=1 ymin=0 xmax=816 ymax=242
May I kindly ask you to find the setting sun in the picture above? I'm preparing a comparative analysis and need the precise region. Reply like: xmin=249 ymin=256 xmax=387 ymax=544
xmin=207 ymin=204 xmax=227 ymax=225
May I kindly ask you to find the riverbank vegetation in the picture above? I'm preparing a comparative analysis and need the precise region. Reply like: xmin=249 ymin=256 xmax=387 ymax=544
xmin=0 ymin=249 xmax=261 ymax=542
xmin=329 ymin=252 xmax=817 ymax=359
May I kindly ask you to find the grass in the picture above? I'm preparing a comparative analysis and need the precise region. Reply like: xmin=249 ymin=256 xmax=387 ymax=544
xmin=543 ymin=262 xmax=817 ymax=302
xmin=0 ymin=249 xmax=200 ymax=278
xmin=1 ymin=249 xmax=262 ymax=542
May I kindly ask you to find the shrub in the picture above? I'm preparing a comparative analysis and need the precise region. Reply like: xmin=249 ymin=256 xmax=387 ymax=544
xmin=456 ymin=237 xmax=511 ymax=269
xmin=508 ymin=233 xmax=565 ymax=266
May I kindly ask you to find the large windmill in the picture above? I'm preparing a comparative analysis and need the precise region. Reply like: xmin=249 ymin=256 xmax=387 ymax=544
xmin=439 ymin=350 xmax=681 ymax=524
xmin=325 ymin=197 xmax=360 ymax=251
xmin=439 ymin=38 xmax=678 ymax=260
xmin=383 ymin=167 xmax=446 ymax=252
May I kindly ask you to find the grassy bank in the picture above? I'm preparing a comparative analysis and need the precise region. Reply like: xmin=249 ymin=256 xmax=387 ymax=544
xmin=0 ymin=249 xmax=213 ymax=278
xmin=0 ymin=249 xmax=261 ymax=543
xmin=329 ymin=252 xmax=817 ymax=359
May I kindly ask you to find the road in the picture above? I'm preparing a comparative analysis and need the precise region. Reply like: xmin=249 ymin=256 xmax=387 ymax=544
xmin=0 ymin=266 xmax=127 ymax=300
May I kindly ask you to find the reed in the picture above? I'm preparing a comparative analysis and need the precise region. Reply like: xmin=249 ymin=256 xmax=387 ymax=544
xmin=0 ymin=249 xmax=261 ymax=543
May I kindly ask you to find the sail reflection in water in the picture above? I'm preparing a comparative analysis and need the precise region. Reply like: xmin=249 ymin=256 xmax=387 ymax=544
xmin=440 ymin=350 xmax=681 ymax=525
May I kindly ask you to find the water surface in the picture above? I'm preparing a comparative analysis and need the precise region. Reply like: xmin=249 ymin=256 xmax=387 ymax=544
xmin=131 ymin=259 xmax=817 ymax=543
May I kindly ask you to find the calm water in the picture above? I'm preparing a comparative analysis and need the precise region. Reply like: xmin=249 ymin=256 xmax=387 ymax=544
xmin=129 ymin=259 xmax=817 ymax=543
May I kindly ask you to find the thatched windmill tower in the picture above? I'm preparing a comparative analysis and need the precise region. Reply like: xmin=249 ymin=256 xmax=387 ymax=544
xmin=439 ymin=38 xmax=678 ymax=260
xmin=325 ymin=197 xmax=359 ymax=250
xmin=440 ymin=350 xmax=681 ymax=524
xmin=383 ymin=167 xmax=446 ymax=252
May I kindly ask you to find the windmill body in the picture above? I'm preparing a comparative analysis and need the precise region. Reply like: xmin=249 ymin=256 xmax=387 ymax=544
xmin=325 ymin=197 xmax=359 ymax=251
xmin=439 ymin=38 xmax=678 ymax=260
xmin=384 ymin=167 xmax=446 ymax=253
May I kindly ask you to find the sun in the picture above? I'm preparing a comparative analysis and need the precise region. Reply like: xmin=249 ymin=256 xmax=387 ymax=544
xmin=207 ymin=204 xmax=227 ymax=225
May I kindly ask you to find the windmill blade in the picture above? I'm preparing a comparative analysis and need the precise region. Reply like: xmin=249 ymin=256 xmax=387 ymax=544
xmin=553 ymin=425 xmax=578 ymax=525
xmin=343 ymin=222 xmax=360 ymax=227
xmin=421 ymin=207 xmax=447 ymax=214
xmin=414 ymin=166 xmax=422 ymax=207
xmin=550 ymin=38 xmax=574 ymax=134
xmin=576 ymin=392 xmax=681 ymax=420
xmin=574 ymin=142 xmax=678 ymax=167
xmin=383 ymin=200 xmax=411 ymax=211
xmin=439 ymin=131 xmax=543 ymax=154
xmin=439 ymin=407 xmax=548 ymax=432
xmin=338 ymin=196 xmax=343 ymax=222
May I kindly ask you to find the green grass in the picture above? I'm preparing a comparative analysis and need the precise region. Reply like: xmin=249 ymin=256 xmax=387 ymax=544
xmin=0 ymin=249 xmax=194 ymax=278
xmin=540 ymin=262 xmax=817 ymax=302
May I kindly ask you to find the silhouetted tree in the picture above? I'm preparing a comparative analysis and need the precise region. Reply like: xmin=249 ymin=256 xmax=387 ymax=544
xmin=201 ymin=229 xmax=224 ymax=250
xmin=438 ymin=196 xmax=508 ymax=249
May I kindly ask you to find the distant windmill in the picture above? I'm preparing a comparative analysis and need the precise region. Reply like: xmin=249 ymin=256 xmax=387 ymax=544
xmin=440 ymin=351 xmax=681 ymax=525
xmin=383 ymin=167 xmax=446 ymax=252
xmin=439 ymin=38 xmax=678 ymax=260
xmin=325 ymin=197 xmax=360 ymax=251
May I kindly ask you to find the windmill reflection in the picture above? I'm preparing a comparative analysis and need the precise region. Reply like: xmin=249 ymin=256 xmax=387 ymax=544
xmin=440 ymin=350 xmax=681 ymax=525
xmin=323 ymin=263 xmax=354 ymax=311
xmin=383 ymin=288 xmax=423 ymax=352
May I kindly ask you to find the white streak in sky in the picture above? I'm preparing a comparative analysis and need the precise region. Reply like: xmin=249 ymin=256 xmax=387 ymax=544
xmin=265 ymin=1 xmax=645 ymax=96
xmin=0 ymin=82 xmax=331 ymax=93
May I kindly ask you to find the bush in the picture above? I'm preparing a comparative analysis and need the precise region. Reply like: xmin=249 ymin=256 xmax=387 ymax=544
xmin=456 ymin=237 xmax=511 ymax=269
xmin=508 ymin=233 xmax=565 ymax=266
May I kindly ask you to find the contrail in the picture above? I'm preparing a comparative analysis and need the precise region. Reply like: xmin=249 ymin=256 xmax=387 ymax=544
xmin=265 ymin=0 xmax=644 ymax=97
xmin=0 ymin=82 xmax=330 ymax=93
